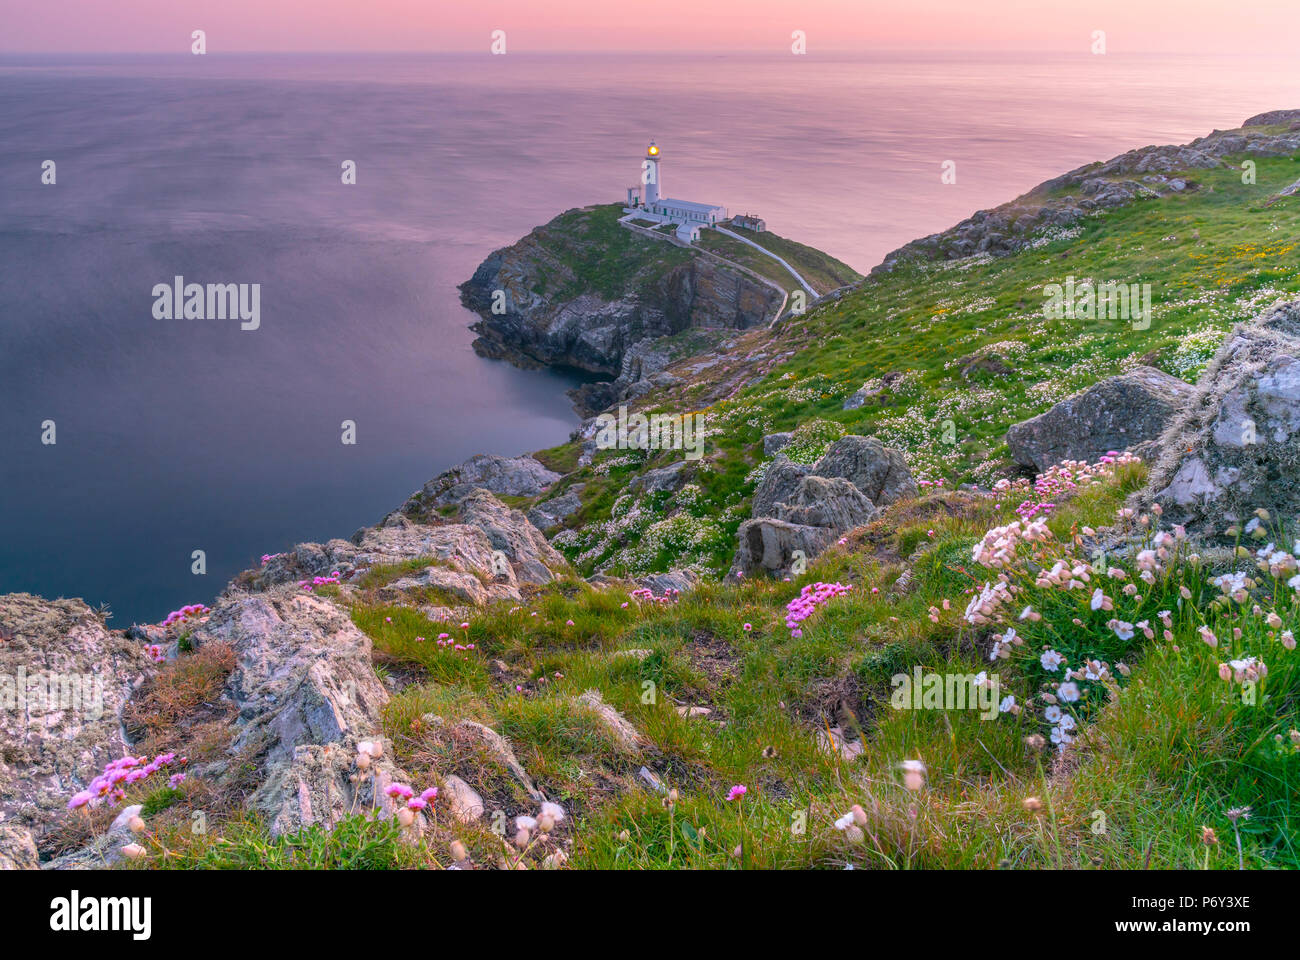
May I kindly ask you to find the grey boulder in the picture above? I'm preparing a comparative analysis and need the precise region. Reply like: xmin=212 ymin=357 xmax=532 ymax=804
xmin=1006 ymin=365 xmax=1194 ymax=472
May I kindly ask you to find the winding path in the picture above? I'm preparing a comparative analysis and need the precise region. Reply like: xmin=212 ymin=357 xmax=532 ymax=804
xmin=712 ymin=226 xmax=817 ymax=298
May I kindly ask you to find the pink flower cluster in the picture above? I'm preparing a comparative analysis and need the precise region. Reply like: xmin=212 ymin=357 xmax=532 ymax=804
xmin=67 ymin=752 xmax=185 ymax=810
xmin=260 ymin=553 xmax=282 ymax=566
xmin=162 ymin=604 xmax=209 ymax=628
xmin=785 ymin=581 xmax=852 ymax=638
xmin=298 ymin=571 xmax=341 ymax=592
xmin=385 ymin=783 xmax=439 ymax=812
xmin=994 ymin=452 xmax=1140 ymax=521
xmin=144 ymin=644 xmax=166 ymax=663
xmin=421 ymin=633 xmax=476 ymax=653
xmin=630 ymin=587 xmax=681 ymax=605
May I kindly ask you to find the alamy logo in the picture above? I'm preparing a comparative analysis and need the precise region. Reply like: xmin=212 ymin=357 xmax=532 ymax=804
xmin=1042 ymin=276 xmax=1151 ymax=329
xmin=152 ymin=276 xmax=260 ymax=330
xmin=50 ymin=890 xmax=152 ymax=940
xmin=0 ymin=668 xmax=105 ymax=723
xmin=594 ymin=404 xmax=705 ymax=460
xmin=890 ymin=667 xmax=1001 ymax=720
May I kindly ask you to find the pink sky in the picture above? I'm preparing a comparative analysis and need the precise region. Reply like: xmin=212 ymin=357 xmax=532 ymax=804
xmin=3 ymin=0 xmax=1298 ymax=54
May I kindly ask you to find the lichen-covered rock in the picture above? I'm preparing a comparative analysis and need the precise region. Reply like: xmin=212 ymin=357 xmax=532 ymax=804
xmin=741 ymin=435 xmax=909 ymax=575
xmin=0 ymin=824 xmax=38 ymax=870
xmin=762 ymin=432 xmax=793 ymax=456
xmin=774 ymin=475 xmax=877 ymax=531
xmin=190 ymin=590 xmax=409 ymax=836
xmin=527 ymin=484 xmax=585 ymax=532
xmin=1006 ymin=366 xmax=1195 ymax=473
xmin=629 ymin=461 xmax=689 ymax=494
xmin=0 ymin=594 xmax=150 ymax=844
xmin=1146 ymin=299 xmax=1300 ymax=533
xmin=812 ymin=436 xmax=917 ymax=507
xmin=456 ymin=489 xmax=568 ymax=585
xmin=732 ymin=518 xmax=835 ymax=577
xmin=251 ymin=491 xmax=565 ymax=599
xmin=404 ymin=453 xmax=561 ymax=511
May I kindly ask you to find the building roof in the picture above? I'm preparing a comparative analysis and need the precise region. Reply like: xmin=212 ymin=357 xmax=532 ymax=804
xmin=655 ymin=197 xmax=726 ymax=213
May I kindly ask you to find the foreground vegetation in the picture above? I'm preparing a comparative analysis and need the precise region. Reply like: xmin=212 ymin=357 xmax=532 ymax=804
xmin=94 ymin=462 xmax=1298 ymax=869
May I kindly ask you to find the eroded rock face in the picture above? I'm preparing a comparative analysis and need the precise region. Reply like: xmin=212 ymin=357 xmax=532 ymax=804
xmin=252 ymin=491 xmax=565 ymax=597
xmin=191 ymin=590 xmax=409 ymax=836
xmin=732 ymin=519 xmax=835 ymax=577
xmin=738 ymin=435 xmax=913 ymax=576
xmin=460 ymin=206 xmax=780 ymax=376
xmin=774 ymin=476 xmax=876 ymax=532
xmin=1006 ymin=366 xmax=1195 ymax=473
xmin=456 ymin=489 xmax=568 ymax=585
xmin=1146 ymin=300 xmax=1300 ymax=533
xmin=404 ymin=454 xmax=561 ymax=511
xmin=813 ymin=436 xmax=917 ymax=507
xmin=0 ymin=594 xmax=150 ymax=844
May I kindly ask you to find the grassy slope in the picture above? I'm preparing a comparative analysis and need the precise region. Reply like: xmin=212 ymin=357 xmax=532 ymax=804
xmin=698 ymin=227 xmax=863 ymax=293
xmin=537 ymin=151 xmax=1300 ymax=579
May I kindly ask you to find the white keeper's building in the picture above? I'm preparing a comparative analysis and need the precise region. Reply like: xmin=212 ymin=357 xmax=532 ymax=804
xmin=623 ymin=141 xmax=728 ymax=243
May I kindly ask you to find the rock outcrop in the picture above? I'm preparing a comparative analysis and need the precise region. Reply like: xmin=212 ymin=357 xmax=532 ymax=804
xmin=527 ymin=484 xmax=585 ymax=532
xmin=252 ymin=490 xmax=567 ymax=598
xmin=461 ymin=205 xmax=781 ymax=378
xmin=1006 ymin=365 xmax=1196 ymax=472
xmin=0 ymin=594 xmax=151 ymax=848
xmin=1146 ymin=299 xmax=1300 ymax=533
xmin=873 ymin=116 xmax=1300 ymax=273
xmin=735 ymin=435 xmax=914 ymax=576
xmin=405 ymin=454 xmax=560 ymax=509
xmin=191 ymin=590 xmax=410 ymax=836
xmin=733 ymin=519 xmax=836 ymax=577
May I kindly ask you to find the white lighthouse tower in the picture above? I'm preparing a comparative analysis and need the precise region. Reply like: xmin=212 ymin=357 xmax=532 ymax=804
xmin=622 ymin=139 xmax=728 ymax=244
xmin=643 ymin=140 xmax=662 ymax=205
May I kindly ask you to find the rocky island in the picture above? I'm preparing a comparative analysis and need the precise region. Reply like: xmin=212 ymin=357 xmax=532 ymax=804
xmin=6 ymin=110 xmax=1300 ymax=872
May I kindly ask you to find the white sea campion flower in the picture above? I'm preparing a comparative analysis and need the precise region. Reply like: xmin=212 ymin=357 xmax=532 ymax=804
xmin=1044 ymin=705 xmax=1063 ymax=723
xmin=1112 ymin=620 xmax=1135 ymax=641
xmin=1040 ymin=649 xmax=1066 ymax=672
xmin=1000 ymin=695 xmax=1017 ymax=714
xmin=1090 ymin=588 xmax=1104 ymax=611
xmin=1283 ymin=631 xmax=1297 ymax=650
xmin=1058 ymin=681 xmax=1081 ymax=703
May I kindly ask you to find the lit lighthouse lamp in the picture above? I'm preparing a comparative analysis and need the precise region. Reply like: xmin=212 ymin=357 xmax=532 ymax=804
xmin=622 ymin=139 xmax=728 ymax=245
xmin=644 ymin=140 xmax=662 ymax=204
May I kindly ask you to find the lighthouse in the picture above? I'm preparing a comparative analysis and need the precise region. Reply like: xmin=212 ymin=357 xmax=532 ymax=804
xmin=622 ymin=140 xmax=728 ymax=244
xmin=643 ymin=140 xmax=662 ymax=205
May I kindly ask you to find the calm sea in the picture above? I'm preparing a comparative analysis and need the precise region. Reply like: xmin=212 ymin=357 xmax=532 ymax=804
xmin=1 ymin=51 xmax=1295 ymax=624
